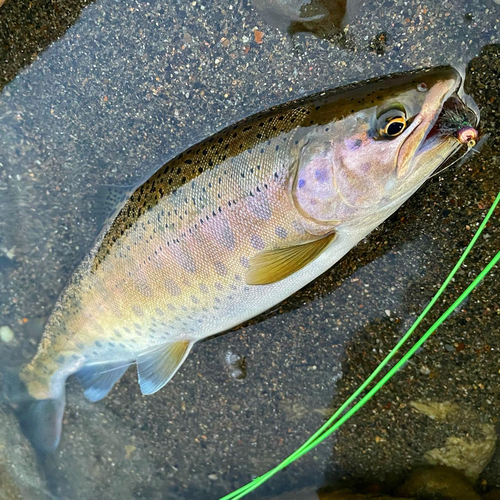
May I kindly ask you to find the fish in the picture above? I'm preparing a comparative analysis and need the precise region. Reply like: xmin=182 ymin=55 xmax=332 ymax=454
xmin=16 ymin=66 xmax=478 ymax=451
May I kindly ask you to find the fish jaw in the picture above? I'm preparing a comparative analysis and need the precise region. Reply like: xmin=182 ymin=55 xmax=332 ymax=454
xmin=395 ymin=72 xmax=463 ymax=179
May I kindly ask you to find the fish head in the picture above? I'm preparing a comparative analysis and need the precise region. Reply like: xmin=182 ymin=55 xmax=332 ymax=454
xmin=292 ymin=66 xmax=479 ymax=227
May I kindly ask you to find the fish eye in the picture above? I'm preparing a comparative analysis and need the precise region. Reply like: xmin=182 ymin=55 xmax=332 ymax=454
xmin=376 ymin=107 xmax=407 ymax=139
xmin=383 ymin=116 xmax=406 ymax=136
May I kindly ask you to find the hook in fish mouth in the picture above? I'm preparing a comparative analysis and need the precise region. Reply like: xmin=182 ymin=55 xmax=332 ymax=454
xmin=418 ymin=94 xmax=479 ymax=154
xmin=438 ymin=95 xmax=479 ymax=150
xmin=437 ymin=95 xmax=479 ymax=143
xmin=419 ymin=95 xmax=481 ymax=181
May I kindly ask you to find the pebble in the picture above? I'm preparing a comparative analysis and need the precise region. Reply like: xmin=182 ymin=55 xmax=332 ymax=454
xmin=419 ymin=365 xmax=431 ymax=375
xmin=0 ymin=325 xmax=14 ymax=343
xmin=225 ymin=350 xmax=247 ymax=380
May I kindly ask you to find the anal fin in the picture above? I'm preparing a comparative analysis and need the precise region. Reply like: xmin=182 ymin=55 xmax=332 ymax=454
xmin=75 ymin=361 xmax=131 ymax=402
xmin=246 ymin=232 xmax=336 ymax=285
xmin=137 ymin=341 xmax=192 ymax=395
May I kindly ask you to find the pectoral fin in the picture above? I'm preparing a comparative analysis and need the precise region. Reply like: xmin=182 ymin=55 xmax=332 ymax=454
xmin=137 ymin=341 xmax=192 ymax=395
xmin=246 ymin=232 xmax=336 ymax=285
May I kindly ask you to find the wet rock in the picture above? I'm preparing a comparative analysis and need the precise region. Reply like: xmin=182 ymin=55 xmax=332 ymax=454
xmin=410 ymin=401 xmax=461 ymax=422
xmin=398 ymin=466 xmax=480 ymax=500
xmin=0 ymin=408 xmax=50 ymax=499
xmin=0 ymin=463 xmax=22 ymax=500
xmin=317 ymin=490 xmax=400 ymax=500
xmin=423 ymin=424 xmax=497 ymax=482
xmin=410 ymin=400 xmax=497 ymax=481
xmin=260 ymin=486 xmax=320 ymax=499
xmin=483 ymin=491 xmax=500 ymax=500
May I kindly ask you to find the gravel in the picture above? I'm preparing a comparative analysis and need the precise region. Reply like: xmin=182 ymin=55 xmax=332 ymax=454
xmin=0 ymin=0 xmax=499 ymax=498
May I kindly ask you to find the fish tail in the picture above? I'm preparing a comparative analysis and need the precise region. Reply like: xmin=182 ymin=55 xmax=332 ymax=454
xmin=3 ymin=367 xmax=65 ymax=453
xmin=16 ymin=394 xmax=66 ymax=453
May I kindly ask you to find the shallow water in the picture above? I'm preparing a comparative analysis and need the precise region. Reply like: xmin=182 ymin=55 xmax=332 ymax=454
xmin=0 ymin=0 xmax=499 ymax=499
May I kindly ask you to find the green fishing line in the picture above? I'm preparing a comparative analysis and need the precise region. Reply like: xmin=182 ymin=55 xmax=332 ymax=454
xmin=221 ymin=191 xmax=499 ymax=500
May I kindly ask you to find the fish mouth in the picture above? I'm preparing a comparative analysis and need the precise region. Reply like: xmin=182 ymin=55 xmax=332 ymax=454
xmin=416 ymin=94 xmax=479 ymax=156
xmin=395 ymin=71 xmax=461 ymax=178
xmin=392 ymin=72 xmax=479 ymax=205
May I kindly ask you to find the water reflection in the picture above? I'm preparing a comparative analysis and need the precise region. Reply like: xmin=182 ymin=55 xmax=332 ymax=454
xmin=251 ymin=0 xmax=363 ymax=42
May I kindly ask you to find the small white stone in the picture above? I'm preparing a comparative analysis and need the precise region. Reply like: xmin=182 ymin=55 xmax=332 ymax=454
xmin=0 ymin=325 xmax=14 ymax=343
xmin=385 ymin=310 xmax=391 ymax=317
xmin=420 ymin=365 xmax=431 ymax=375
xmin=208 ymin=473 xmax=218 ymax=481
xmin=5 ymin=246 xmax=16 ymax=259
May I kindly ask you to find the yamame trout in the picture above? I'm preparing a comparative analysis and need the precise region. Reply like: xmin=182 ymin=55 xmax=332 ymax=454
xmin=17 ymin=66 xmax=479 ymax=451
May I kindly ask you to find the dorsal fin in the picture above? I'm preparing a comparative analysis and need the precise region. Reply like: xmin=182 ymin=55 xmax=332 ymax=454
xmin=246 ymin=232 xmax=336 ymax=285
xmin=136 ymin=341 xmax=192 ymax=395
xmin=92 ymin=184 xmax=135 ymax=234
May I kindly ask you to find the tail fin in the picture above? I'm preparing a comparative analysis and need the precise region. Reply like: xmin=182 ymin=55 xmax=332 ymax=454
xmin=16 ymin=397 xmax=65 ymax=452
xmin=2 ymin=370 xmax=65 ymax=453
